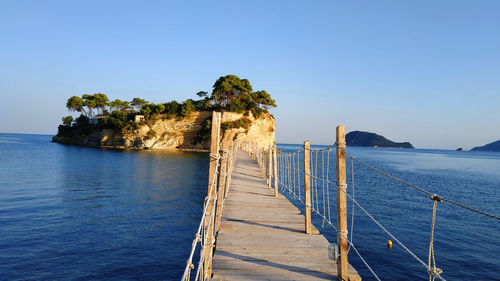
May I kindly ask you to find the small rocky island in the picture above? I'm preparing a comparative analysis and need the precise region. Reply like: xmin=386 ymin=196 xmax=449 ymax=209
xmin=471 ymin=140 xmax=500 ymax=152
xmin=346 ymin=131 xmax=414 ymax=148
xmin=53 ymin=75 xmax=276 ymax=150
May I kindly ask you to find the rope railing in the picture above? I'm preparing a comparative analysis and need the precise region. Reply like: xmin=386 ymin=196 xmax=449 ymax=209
xmin=273 ymin=145 xmax=384 ymax=280
xmin=181 ymin=141 xmax=238 ymax=281
xmin=271 ymin=144 xmax=444 ymax=281
xmin=342 ymin=149 xmax=500 ymax=221
xmin=250 ymin=129 xmax=499 ymax=281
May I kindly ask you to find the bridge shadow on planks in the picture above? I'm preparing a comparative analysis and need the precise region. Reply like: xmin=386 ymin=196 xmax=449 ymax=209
xmin=232 ymin=170 xmax=262 ymax=178
xmin=223 ymin=218 xmax=304 ymax=234
xmin=226 ymin=190 xmax=273 ymax=197
xmin=215 ymin=250 xmax=336 ymax=280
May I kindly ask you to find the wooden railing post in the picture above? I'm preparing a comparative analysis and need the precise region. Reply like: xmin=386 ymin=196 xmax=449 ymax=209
xmin=204 ymin=111 xmax=221 ymax=279
xmin=215 ymin=140 xmax=228 ymax=232
xmin=224 ymin=139 xmax=233 ymax=198
xmin=262 ymin=148 xmax=266 ymax=179
xmin=336 ymin=125 xmax=349 ymax=280
xmin=273 ymin=142 xmax=278 ymax=197
xmin=303 ymin=141 xmax=312 ymax=234
xmin=267 ymin=147 xmax=272 ymax=188
xmin=255 ymin=142 xmax=257 ymax=159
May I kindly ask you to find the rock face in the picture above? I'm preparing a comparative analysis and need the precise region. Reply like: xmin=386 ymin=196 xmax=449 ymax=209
xmin=471 ymin=140 xmax=500 ymax=152
xmin=218 ymin=112 xmax=275 ymax=148
xmin=52 ymin=111 xmax=275 ymax=150
xmin=346 ymin=131 xmax=414 ymax=149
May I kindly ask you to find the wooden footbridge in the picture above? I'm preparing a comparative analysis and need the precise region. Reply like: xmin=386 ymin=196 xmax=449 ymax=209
xmin=182 ymin=112 xmax=361 ymax=281
xmin=211 ymin=149 xmax=361 ymax=280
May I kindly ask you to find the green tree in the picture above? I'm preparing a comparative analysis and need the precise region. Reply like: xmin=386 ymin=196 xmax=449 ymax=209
xmin=66 ymin=96 xmax=86 ymax=116
xmin=196 ymin=91 xmax=208 ymax=98
xmin=105 ymin=110 xmax=129 ymax=129
xmin=227 ymin=98 xmax=246 ymax=113
xmin=75 ymin=114 xmax=89 ymax=126
xmin=131 ymin=98 xmax=149 ymax=111
xmin=109 ymin=99 xmax=132 ymax=112
xmin=82 ymin=94 xmax=97 ymax=117
xmin=153 ymin=103 xmax=165 ymax=114
xmin=140 ymin=105 xmax=152 ymax=116
xmin=180 ymin=100 xmax=195 ymax=117
xmin=163 ymin=101 xmax=180 ymax=115
xmin=212 ymin=75 xmax=253 ymax=108
xmin=62 ymin=115 xmax=73 ymax=125
xmin=121 ymin=101 xmax=132 ymax=112
xmin=93 ymin=93 xmax=109 ymax=115
xmin=108 ymin=99 xmax=124 ymax=111
xmin=250 ymin=90 xmax=276 ymax=110
xmin=140 ymin=103 xmax=164 ymax=117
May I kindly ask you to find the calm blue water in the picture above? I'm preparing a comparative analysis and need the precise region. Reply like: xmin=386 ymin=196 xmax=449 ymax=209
xmin=278 ymin=143 xmax=500 ymax=281
xmin=0 ymin=133 xmax=208 ymax=280
xmin=1 ymin=135 xmax=499 ymax=280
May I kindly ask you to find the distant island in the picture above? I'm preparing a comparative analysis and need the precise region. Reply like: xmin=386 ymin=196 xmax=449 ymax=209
xmin=346 ymin=131 xmax=414 ymax=149
xmin=471 ymin=140 xmax=500 ymax=152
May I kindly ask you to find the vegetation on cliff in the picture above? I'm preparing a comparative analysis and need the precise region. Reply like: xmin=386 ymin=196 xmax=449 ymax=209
xmin=346 ymin=131 xmax=414 ymax=148
xmin=55 ymin=75 xmax=277 ymax=145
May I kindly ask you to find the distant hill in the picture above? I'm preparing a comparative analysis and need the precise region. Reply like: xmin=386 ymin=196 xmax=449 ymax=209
xmin=346 ymin=131 xmax=414 ymax=149
xmin=471 ymin=140 xmax=500 ymax=152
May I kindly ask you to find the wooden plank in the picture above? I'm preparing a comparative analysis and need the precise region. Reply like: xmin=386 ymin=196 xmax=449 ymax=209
xmin=216 ymin=234 xmax=329 ymax=246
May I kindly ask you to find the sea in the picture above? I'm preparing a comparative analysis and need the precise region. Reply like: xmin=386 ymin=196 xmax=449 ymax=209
xmin=0 ymin=133 xmax=498 ymax=280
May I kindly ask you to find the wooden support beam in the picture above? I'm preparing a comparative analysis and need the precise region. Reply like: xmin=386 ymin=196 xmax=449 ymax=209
xmin=303 ymin=141 xmax=312 ymax=234
xmin=268 ymin=148 xmax=272 ymax=189
xmin=273 ymin=142 xmax=279 ymax=197
xmin=223 ymin=139 xmax=233 ymax=198
xmin=336 ymin=125 xmax=349 ymax=281
xmin=205 ymin=111 xmax=221 ymax=279
xmin=216 ymin=140 xmax=229 ymax=232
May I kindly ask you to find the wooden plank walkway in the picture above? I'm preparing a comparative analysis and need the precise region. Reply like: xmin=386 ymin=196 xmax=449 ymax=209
xmin=211 ymin=150 xmax=361 ymax=281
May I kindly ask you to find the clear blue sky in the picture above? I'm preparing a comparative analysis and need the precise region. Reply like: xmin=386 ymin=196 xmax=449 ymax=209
xmin=1 ymin=0 xmax=499 ymax=149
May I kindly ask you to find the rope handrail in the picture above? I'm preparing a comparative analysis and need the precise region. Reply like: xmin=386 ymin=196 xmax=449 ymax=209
xmin=259 ymin=143 xmax=382 ymax=280
xmin=335 ymin=178 xmax=447 ymax=281
xmin=279 ymin=143 xmax=500 ymax=220
xmin=306 ymin=143 xmax=337 ymax=153
xmin=277 ymin=176 xmax=382 ymax=280
xmin=277 ymin=147 xmax=304 ymax=156
xmin=181 ymin=156 xmax=221 ymax=281
xmin=273 ymin=143 xmax=450 ymax=281
xmin=342 ymin=148 xmax=500 ymax=221
xmin=181 ymin=141 xmax=238 ymax=281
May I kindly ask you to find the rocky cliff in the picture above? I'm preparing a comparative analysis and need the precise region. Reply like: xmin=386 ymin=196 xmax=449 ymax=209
xmin=52 ymin=111 xmax=275 ymax=150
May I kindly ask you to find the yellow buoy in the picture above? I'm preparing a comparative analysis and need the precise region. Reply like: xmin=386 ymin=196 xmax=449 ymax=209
xmin=387 ymin=240 xmax=393 ymax=248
